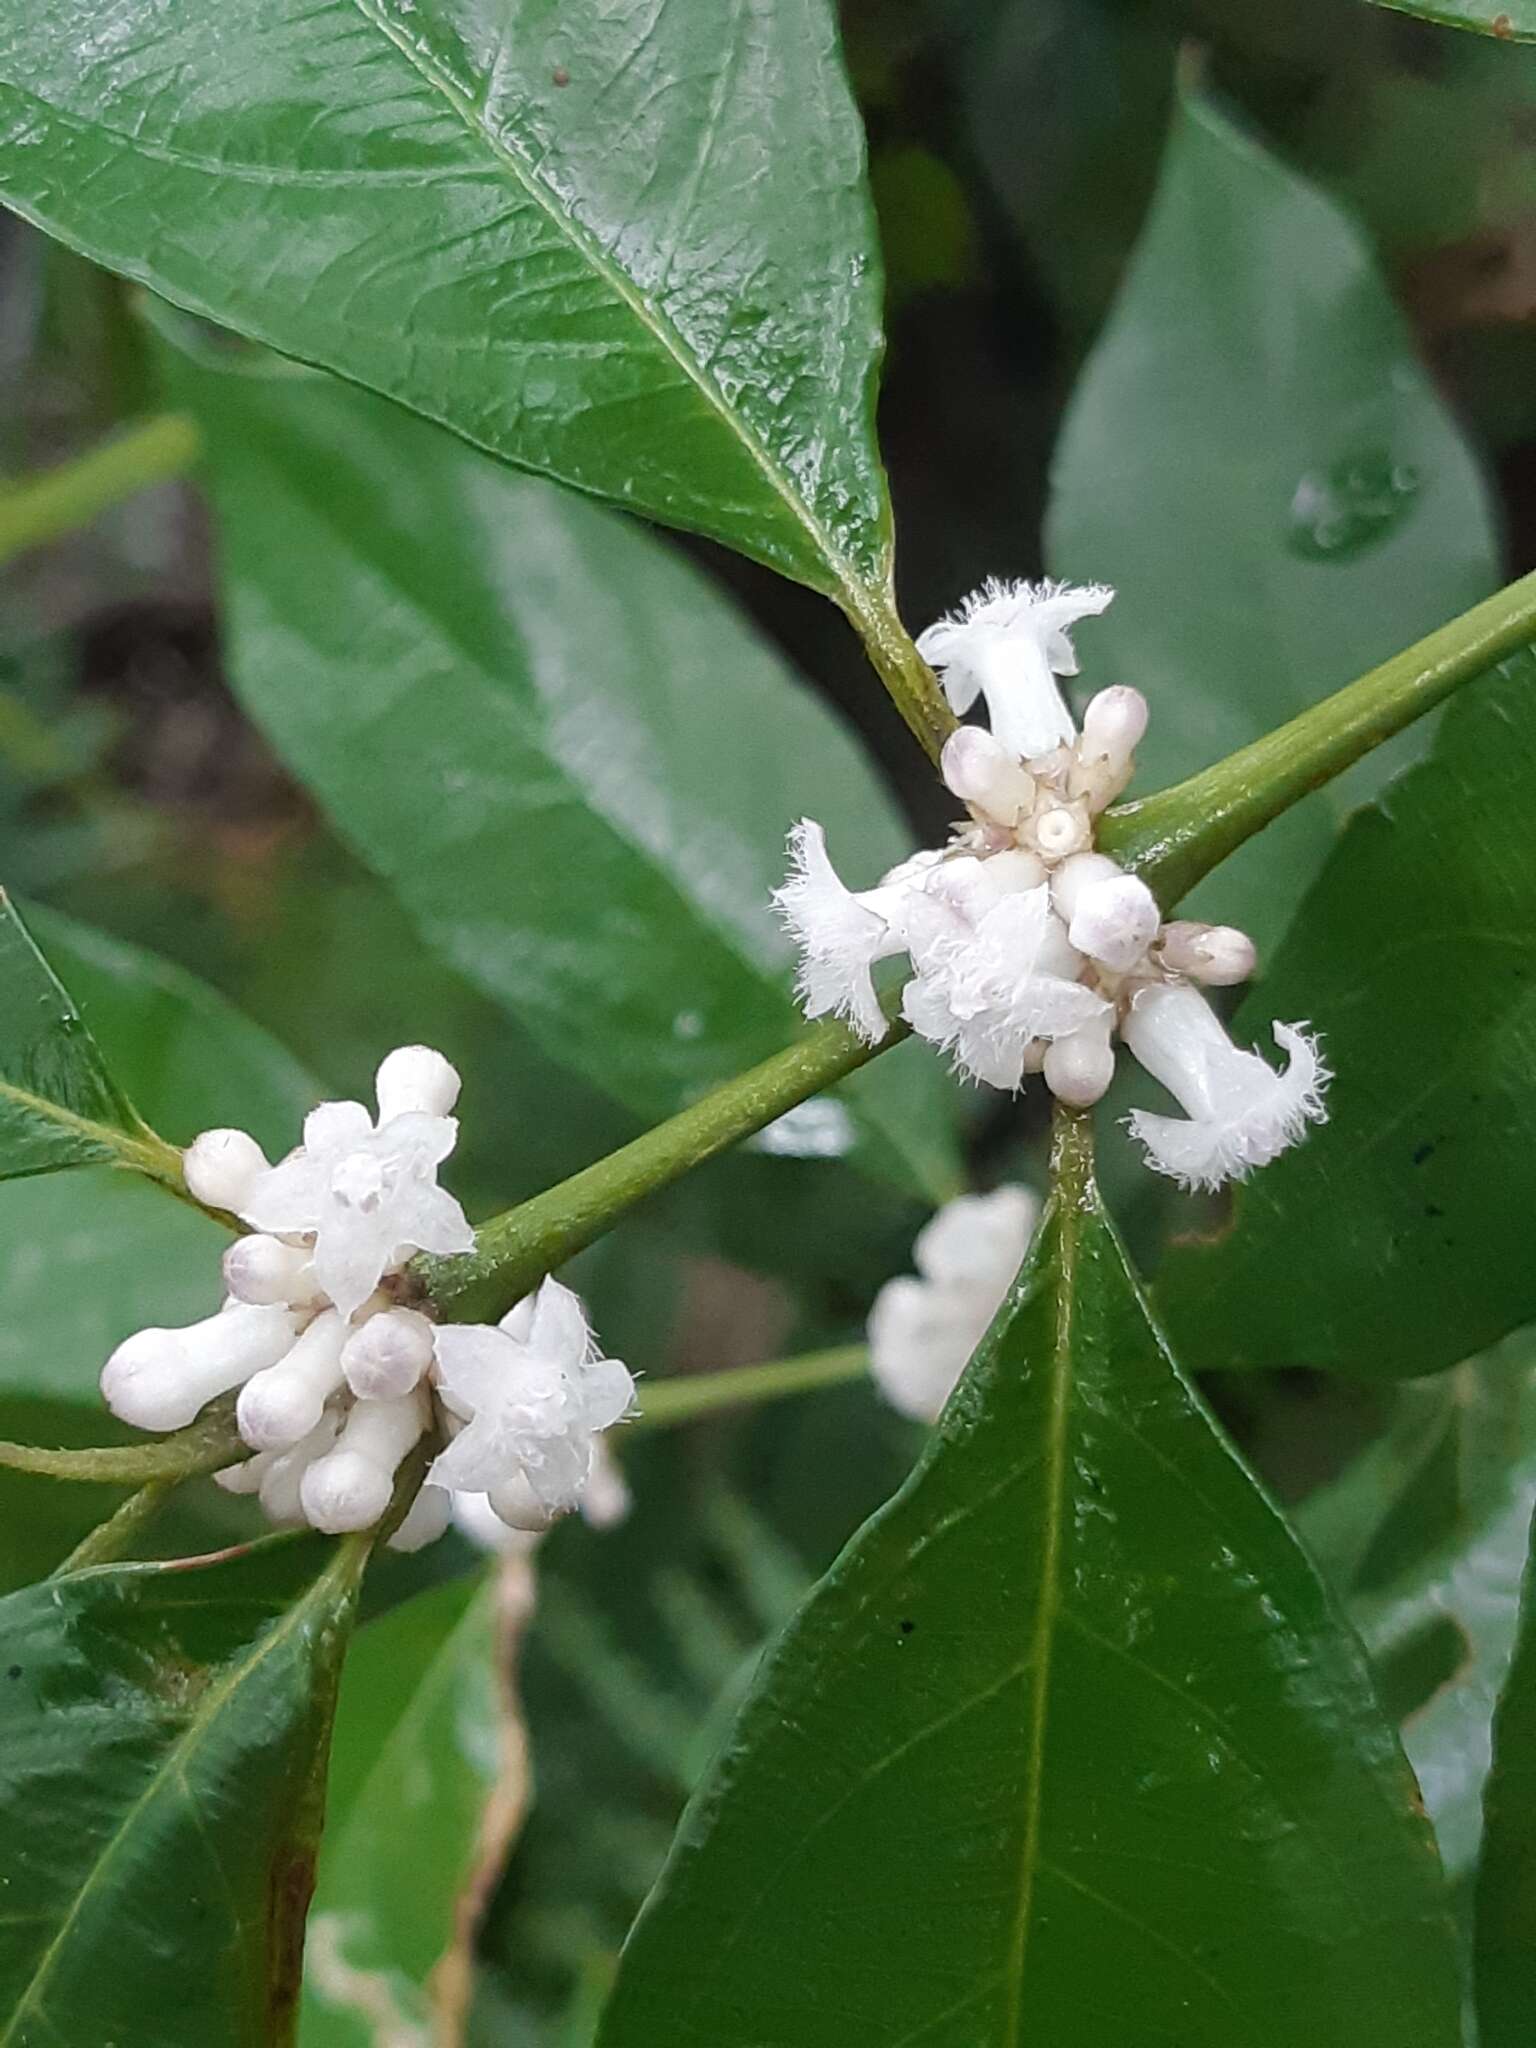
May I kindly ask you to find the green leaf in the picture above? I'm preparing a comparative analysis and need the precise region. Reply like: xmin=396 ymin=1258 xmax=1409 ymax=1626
xmin=0 ymin=889 xmax=150 ymax=1177
xmin=1474 ymin=1488 xmax=1536 ymax=2046
xmin=1158 ymin=651 xmax=1536 ymax=1380
xmin=1370 ymin=2 xmax=1536 ymax=40
xmin=0 ymin=1534 xmax=365 ymax=2047
xmin=164 ymin=345 xmax=958 ymax=1201
xmin=1300 ymin=1346 xmax=1536 ymax=1880
xmin=301 ymin=1568 xmax=526 ymax=2047
xmin=0 ymin=0 xmax=892 ymax=603
xmin=596 ymin=1114 xmax=1462 ymax=2048
xmin=1047 ymin=88 xmax=1498 ymax=949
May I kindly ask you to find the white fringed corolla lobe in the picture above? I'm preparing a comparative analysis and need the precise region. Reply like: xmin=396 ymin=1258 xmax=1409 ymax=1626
xmin=774 ymin=573 xmax=1331 ymax=1187
xmin=869 ymin=1187 xmax=1039 ymax=1422
xmin=104 ymin=1046 xmax=633 ymax=1548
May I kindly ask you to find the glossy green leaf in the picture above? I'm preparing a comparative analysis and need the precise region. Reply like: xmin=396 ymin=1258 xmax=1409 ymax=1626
xmin=166 ymin=345 xmax=957 ymax=1200
xmin=1158 ymin=651 xmax=1536 ymax=1379
xmin=1046 ymin=89 xmax=1498 ymax=948
xmin=0 ymin=1534 xmax=365 ymax=2047
xmin=301 ymin=1568 xmax=525 ymax=2047
xmin=1300 ymin=1345 xmax=1536 ymax=1879
xmin=0 ymin=908 xmax=317 ymax=1405
xmin=0 ymin=0 xmax=892 ymax=603
xmin=1370 ymin=1 xmax=1536 ymax=39
xmin=1474 ymin=1487 xmax=1536 ymax=2045
xmin=596 ymin=1116 xmax=1461 ymax=2048
xmin=0 ymin=889 xmax=148 ymax=1177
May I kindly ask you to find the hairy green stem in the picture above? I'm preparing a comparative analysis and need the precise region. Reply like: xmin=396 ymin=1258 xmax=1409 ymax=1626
xmin=633 ymin=1345 xmax=869 ymax=1429
xmin=0 ymin=412 xmax=201 ymax=565
xmin=1099 ymin=564 xmax=1536 ymax=904
xmin=842 ymin=583 xmax=955 ymax=764
xmin=55 ymin=1477 xmax=177 ymax=1573
xmin=422 ymin=1014 xmax=907 ymax=1325
xmin=0 ymin=1396 xmax=246 ymax=1484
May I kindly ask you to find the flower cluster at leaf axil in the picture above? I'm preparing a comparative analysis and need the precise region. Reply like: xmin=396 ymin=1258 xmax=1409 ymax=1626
xmin=775 ymin=579 xmax=1330 ymax=1188
xmin=99 ymin=1047 xmax=633 ymax=1550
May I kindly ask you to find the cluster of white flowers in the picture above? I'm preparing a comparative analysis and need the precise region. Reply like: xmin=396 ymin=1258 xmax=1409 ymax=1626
xmin=775 ymin=579 xmax=1330 ymax=1190
xmin=99 ymin=1046 xmax=633 ymax=1549
xmin=868 ymin=1186 xmax=1039 ymax=1422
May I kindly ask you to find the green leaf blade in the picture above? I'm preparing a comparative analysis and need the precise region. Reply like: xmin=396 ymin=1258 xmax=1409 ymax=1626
xmin=596 ymin=1117 xmax=1461 ymax=2048
xmin=1371 ymin=2 xmax=1536 ymax=40
xmin=0 ymin=1537 xmax=364 ymax=2048
xmin=1048 ymin=89 xmax=1498 ymax=949
xmin=0 ymin=0 xmax=891 ymax=596
xmin=1158 ymin=651 xmax=1536 ymax=1380
xmin=1474 ymin=1497 xmax=1536 ymax=2047
xmin=166 ymin=349 xmax=957 ymax=1200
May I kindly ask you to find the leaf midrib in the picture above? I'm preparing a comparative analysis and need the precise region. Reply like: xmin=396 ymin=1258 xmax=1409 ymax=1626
xmin=0 ymin=1544 xmax=363 ymax=2043
xmin=344 ymin=0 xmax=868 ymax=603
xmin=1002 ymin=1174 xmax=1079 ymax=2041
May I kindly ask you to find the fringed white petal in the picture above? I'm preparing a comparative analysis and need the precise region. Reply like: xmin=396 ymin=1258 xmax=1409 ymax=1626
xmin=1128 ymin=1021 xmax=1330 ymax=1191
xmin=773 ymin=819 xmax=902 ymax=1043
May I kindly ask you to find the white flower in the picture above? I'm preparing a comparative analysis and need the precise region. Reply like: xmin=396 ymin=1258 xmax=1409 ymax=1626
xmin=1155 ymin=920 xmax=1257 ymax=987
xmin=429 ymin=1277 xmax=634 ymax=1516
xmin=102 ymin=1301 xmax=307 ymax=1433
xmin=918 ymin=578 xmax=1114 ymax=762
xmin=239 ymin=1075 xmax=474 ymax=1320
xmin=300 ymin=1385 xmax=430 ymax=1535
xmin=771 ymin=820 xmax=925 ymax=1043
xmin=902 ymin=877 xmax=1109 ymax=1090
xmin=1069 ymin=686 xmax=1148 ymax=812
xmin=1051 ymin=853 xmax=1160 ymax=973
xmin=1123 ymin=982 xmax=1330 ymax=1190
xmin=869 ymin=1187 xmax=1039 ymax=1422
xmin=940 ymin=725 xmax=1036 ymax=829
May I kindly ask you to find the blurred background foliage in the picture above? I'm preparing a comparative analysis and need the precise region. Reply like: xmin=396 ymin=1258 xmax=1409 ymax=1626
xmin=5 ymin=0 xmax=1536 ymax=2037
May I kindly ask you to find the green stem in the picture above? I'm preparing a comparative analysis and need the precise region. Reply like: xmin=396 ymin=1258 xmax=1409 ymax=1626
xmin=632 ymin=1345 xmax=870 ymax=1429
xmin=841 ymin=583 xmax=956 ymax=765
xmin=0 ymin=1396 xmax=247 ymax=1484
xmin=0 ymin=412 xmax=201 ymax=566
xmin=55 ymin=1477 xmax=177 ymax=1572
xmin=422 ymin=1013 xmax=907 ymax=1325
xmin=1099 ymin=564 xmax=1536 ymax=905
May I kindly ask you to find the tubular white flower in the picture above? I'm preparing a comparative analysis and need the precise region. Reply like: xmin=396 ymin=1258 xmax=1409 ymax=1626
xmin=902 ymin=883 xmax=1109 ymax=1091
xmin=374 ymin=1045 xmax=462 ymax=1123
xmin=869 ymin=1186 xmax=1038 ymax=1422
xmin=429 ymin=1277 xmax=634 ymax=1513
xmin=101 ymin=1301 xmax=304 ymax=1433
xmin=239 ymin=1083 xmax=474 ymax=1320
xmin=387 ymin=1483 xmax=454 ymax=1553
xmin=940 ymin=726 xmax=1035 ymax=828
xmin=772 ymin=820 xmax=913 ymax=1043
xmin=236 ymin=1308 xmax=350 ymax=1452
xmin=256 ymin=1411 xmax=343 ymax=1526
xmin=1123 ymin=983 xmax=1330 ymax=1191
xmin=1043 ymin=1009 xmax=1117 ymax=1108
xmin=917 ymin=578 xmax=1114 ymax=763
xmin=1157 ymin=920 xmax=1258 ymax=988
xmin=222 ymin=1235 xmax=322 ymax=1309
xmin=183 ymin=1128 xmax=270 ymax=1212
xmin=340 ymin=1306 xmax=436 ymax=1402
xmin=300 ymin=1387 xmax=429 ymax=1534
xmin=1065 ymin=872 xmax=1160 ymax=973
xmin=1071 ymin=685 xmax=1148 ymax=811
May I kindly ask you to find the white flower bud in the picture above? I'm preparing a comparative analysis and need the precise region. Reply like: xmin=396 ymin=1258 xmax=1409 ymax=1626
xmin=257 ymin=1411 xmax=342 ymax=1525
xmin=386 ymin=1483 xmax=453 ymax=1553
xmin=452 ymin=1489 xmax=542 ymax=1554
xmin=101 ymin=1302 xmax=302 ymax=1432
xmin=1071 ymin=686 xmax=1148 ymax=810
xmin=580 ymin=1438 xmax=632 ymax=1529
xmin=979 ymin=847 xmax=1047 ymax=895
xmin=488 ymin=1468 xmax=560 ymax=1533
xmin=237 ymin=1308 xmax=350 ymax=1451
xmin=300 ymin=1388 xmax=428 ymax=1533
xmin=940 ymin=726 xmax=1036 ymax=828
xmin=1043 ymin=1012 xmax=1117 ymax=1107
xmin=1157 ymin=920 xmax=1257 ymax=987
xmin=340 ymin=1306 xmax=436 ymax=1401
xmin=1066 ymin=873 xmax=1160 ymax=973
xmin=222 ymin=1235 xmax=322 ymax=1309
xmin=183 ymin=1128 xmax=270 ymax=1211
xmin=213 ymin=1451 xmax=267 ymax=1495
xmin=1049 ymin=852 xmax=1121 ymax=925
xmin=375 ymin=1045 xmax=462 ymax=1123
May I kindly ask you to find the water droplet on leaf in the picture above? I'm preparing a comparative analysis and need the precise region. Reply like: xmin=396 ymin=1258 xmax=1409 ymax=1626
xmin=1288 ymin=449 xmax=1420 ymax=562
